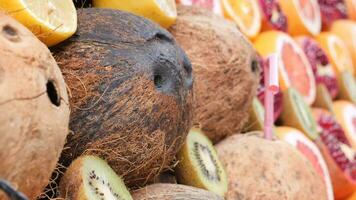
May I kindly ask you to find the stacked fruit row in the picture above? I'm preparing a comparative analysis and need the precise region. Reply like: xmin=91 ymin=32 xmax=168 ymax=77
xmin=0 ymin=0 xmax=355 ymax=200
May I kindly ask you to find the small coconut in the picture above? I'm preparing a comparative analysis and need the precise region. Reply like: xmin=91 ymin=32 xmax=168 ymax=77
xmin=169 ymin=6 xmax=260 ymax=143
xmin=215 ymin=132 xmax=327 ymax=200
xmin=53 ymin=8 xmax=193 ymax=188
xmin=131 ymin=184 xmax=223 ymax=200
xmin=0 ymin=13 xmax=70 ymax=199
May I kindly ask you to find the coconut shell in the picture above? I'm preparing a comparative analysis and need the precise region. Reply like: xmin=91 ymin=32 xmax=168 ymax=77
xmin=215 ymin=132 xmax=328 ymax=200
xmin=131 ymin=184 xmax=223 ymax=200
xmin=0 ymin=13 xmax=70 ymax=200
xmin=53 ymin=8 xmax=193 ymax=188
xmin=169 ymin=6 xmax=260 ymax=143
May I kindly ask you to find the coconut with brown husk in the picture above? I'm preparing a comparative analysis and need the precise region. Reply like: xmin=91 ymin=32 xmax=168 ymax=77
xmin=215 ymin=132 xmax=327 ymax=200
xmin=53 ymin=8 xmax=193 ymax=188
xmin=169 ymin=6 xmax=260 ymax=143
xmin=131 ymin=184 xmax=223 ymax=200
xmin=0 ymin=13 xmax=70 ymax=200
xmin=214 ymin=61 xmax=327 ymax=199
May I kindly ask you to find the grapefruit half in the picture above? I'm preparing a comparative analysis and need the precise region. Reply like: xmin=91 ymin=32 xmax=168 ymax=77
xmin=254 ymin=31 xmax=316 ymax=105
xmin=275 ymin=126 xmax=334 ymax=200
xmin=279 ymin=0 xmax=321 ymax=35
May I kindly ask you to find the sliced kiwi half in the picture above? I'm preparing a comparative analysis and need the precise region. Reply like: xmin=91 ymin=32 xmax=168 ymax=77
xmin=313 ymin=84 xmax=334 ymax=113
xmin=244 ymin=97 xmax=265 ymax=132
xmin=280 ymin=88 xmax=318 ymax=140
xmin=175 ymin=128 xmax=228 ymax=197
xmin=337 ymin=71 xmax=356 ymax=104
xmin=59 ymin=155 xmax=132 ymax=200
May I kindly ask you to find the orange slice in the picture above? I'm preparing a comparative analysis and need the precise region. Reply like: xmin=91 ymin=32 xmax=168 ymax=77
xmin=345 ymin=0 xmax=356 ymax=20
xmin=275 ymin=126 xmax=334 ymax=200
xmin=279 ymin=0 xmax=321 ymax=35
xmin=254 ymin=31 xmax=316 ymax=105
xmin=93 ymin=0 xmax=177 ymax=28
xmin=315 ymin=32 xmax=354 ymax=76
xmin=330 ymin=20 xmax=356 ymax=77
xmin=333 ymin=101 xmax=356 ymax=151
xmin=221 ymin=0 xmax=261 ymax=39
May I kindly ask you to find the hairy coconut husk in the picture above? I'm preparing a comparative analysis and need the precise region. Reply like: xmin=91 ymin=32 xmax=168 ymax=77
xmin=0 ymin=13 xmax=70 ymax=200
xmin=215 ymin=132 xmax=328 ymax=200
xmin=53 ymin=8 xmax=193 ymax=188
xmin=169 ymin=6 xmax=260 ymax=143
xmin=131 ymin=184 xmax=224 ymax=200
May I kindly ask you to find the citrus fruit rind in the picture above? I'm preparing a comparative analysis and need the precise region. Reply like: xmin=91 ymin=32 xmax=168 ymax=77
xmin=279 ymin=0 xmax=321 ymax=36
xmin=93 ymin=0 xmax=177 ymax=28
xmin=275 ymin=126 xmax=334 ymax=200
xmin=221 ymin=0 xmax=261 ymax=39
xmin=0 ymin=0 xmax=77 ymax=47
xmin=254 ymin=31 xmax=316 ymax=105
xmin=333 ymin=101 xmax=356 ymax=151
xmin=315 ymin=32 xmax=354 ymax=76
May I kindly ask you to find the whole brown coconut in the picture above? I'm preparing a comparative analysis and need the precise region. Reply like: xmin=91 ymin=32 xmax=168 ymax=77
xmin=131 ymin=184 xmax=223 ymax=200
xmin=215 ymin=132 xmax=328 ymax=200
xmin=0 ymin=13 xmax=70 ymax=200
xmin=53 ymin=8 xmax=193 ymax=188
xmin=169 ymin=6 xmax=260 ymax=143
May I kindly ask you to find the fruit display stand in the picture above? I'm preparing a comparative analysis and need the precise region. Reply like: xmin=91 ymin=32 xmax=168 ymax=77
xmin=0 ymin=0 xmax=356 ymax=200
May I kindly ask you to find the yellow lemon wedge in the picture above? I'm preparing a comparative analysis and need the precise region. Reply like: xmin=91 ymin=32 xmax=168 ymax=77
xmin=0 ymin=0 xmax=77 ymax=47
xmin=93 ymin=0 xmax=177 ymax=28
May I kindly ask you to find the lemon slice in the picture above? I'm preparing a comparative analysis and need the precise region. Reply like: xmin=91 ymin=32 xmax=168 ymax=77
xmin=0 ymin=0 xmax=77 ymax=47
xmin=93 ymin=0 xmax=177 ymax=28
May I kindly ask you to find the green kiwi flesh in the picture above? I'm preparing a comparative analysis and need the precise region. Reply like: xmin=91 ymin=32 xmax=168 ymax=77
xmin=313 ymin=84 xmax=334 ymax=112
xmin=59 ymin=156 xmax=132 ymax=200
xmin=337 ymin=71 xmax=356 ymax=104
xmin=281 ymin=88 xmax=318 ymax=140
xmin=244 ymin=97 xmax=265 ymax=132
xmin=175 ymin=128 xmax=228 ymax=197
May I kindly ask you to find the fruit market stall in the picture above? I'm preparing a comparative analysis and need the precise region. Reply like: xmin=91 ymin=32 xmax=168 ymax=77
xmin=0 ymin=0 xmax=355 ymax=200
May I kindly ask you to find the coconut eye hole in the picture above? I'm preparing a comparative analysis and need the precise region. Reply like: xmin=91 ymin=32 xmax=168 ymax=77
xmin=2 ymin=24 xmax=20 ymax=42
xmin=46 ymin=80 xmax=60 ymax=107
xmin=251 ymin=59 xmax=260 ymax=73
xmin=154 ymin=74 xmax=164 ymax=89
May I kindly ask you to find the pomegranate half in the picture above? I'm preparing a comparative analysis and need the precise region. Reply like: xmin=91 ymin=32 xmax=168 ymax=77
xmin=313 ymin=108 xmax=356 ymax=200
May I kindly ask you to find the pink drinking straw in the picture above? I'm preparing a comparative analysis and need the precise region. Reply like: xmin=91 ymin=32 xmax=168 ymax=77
xmin=264 ymin=54 xmax=279 ymax=140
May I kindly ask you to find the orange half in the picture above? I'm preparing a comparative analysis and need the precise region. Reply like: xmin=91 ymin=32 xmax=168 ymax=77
xmin=279 ymin=0 xmax=321 ymax=36
xmin=254 ymin=31 xmax=316 ymax=105
xmin=345 ymin=0 xmax=356 ymax=20
xmin=333 ymin=101 xmax=356 ymax=151
xmin=315 ymin=32 xmax=355 ymax=76
xmin=221 ymin=0 xmax=261 ymax=39
xmin=330 ymin=20 xmax=356 ymax=77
